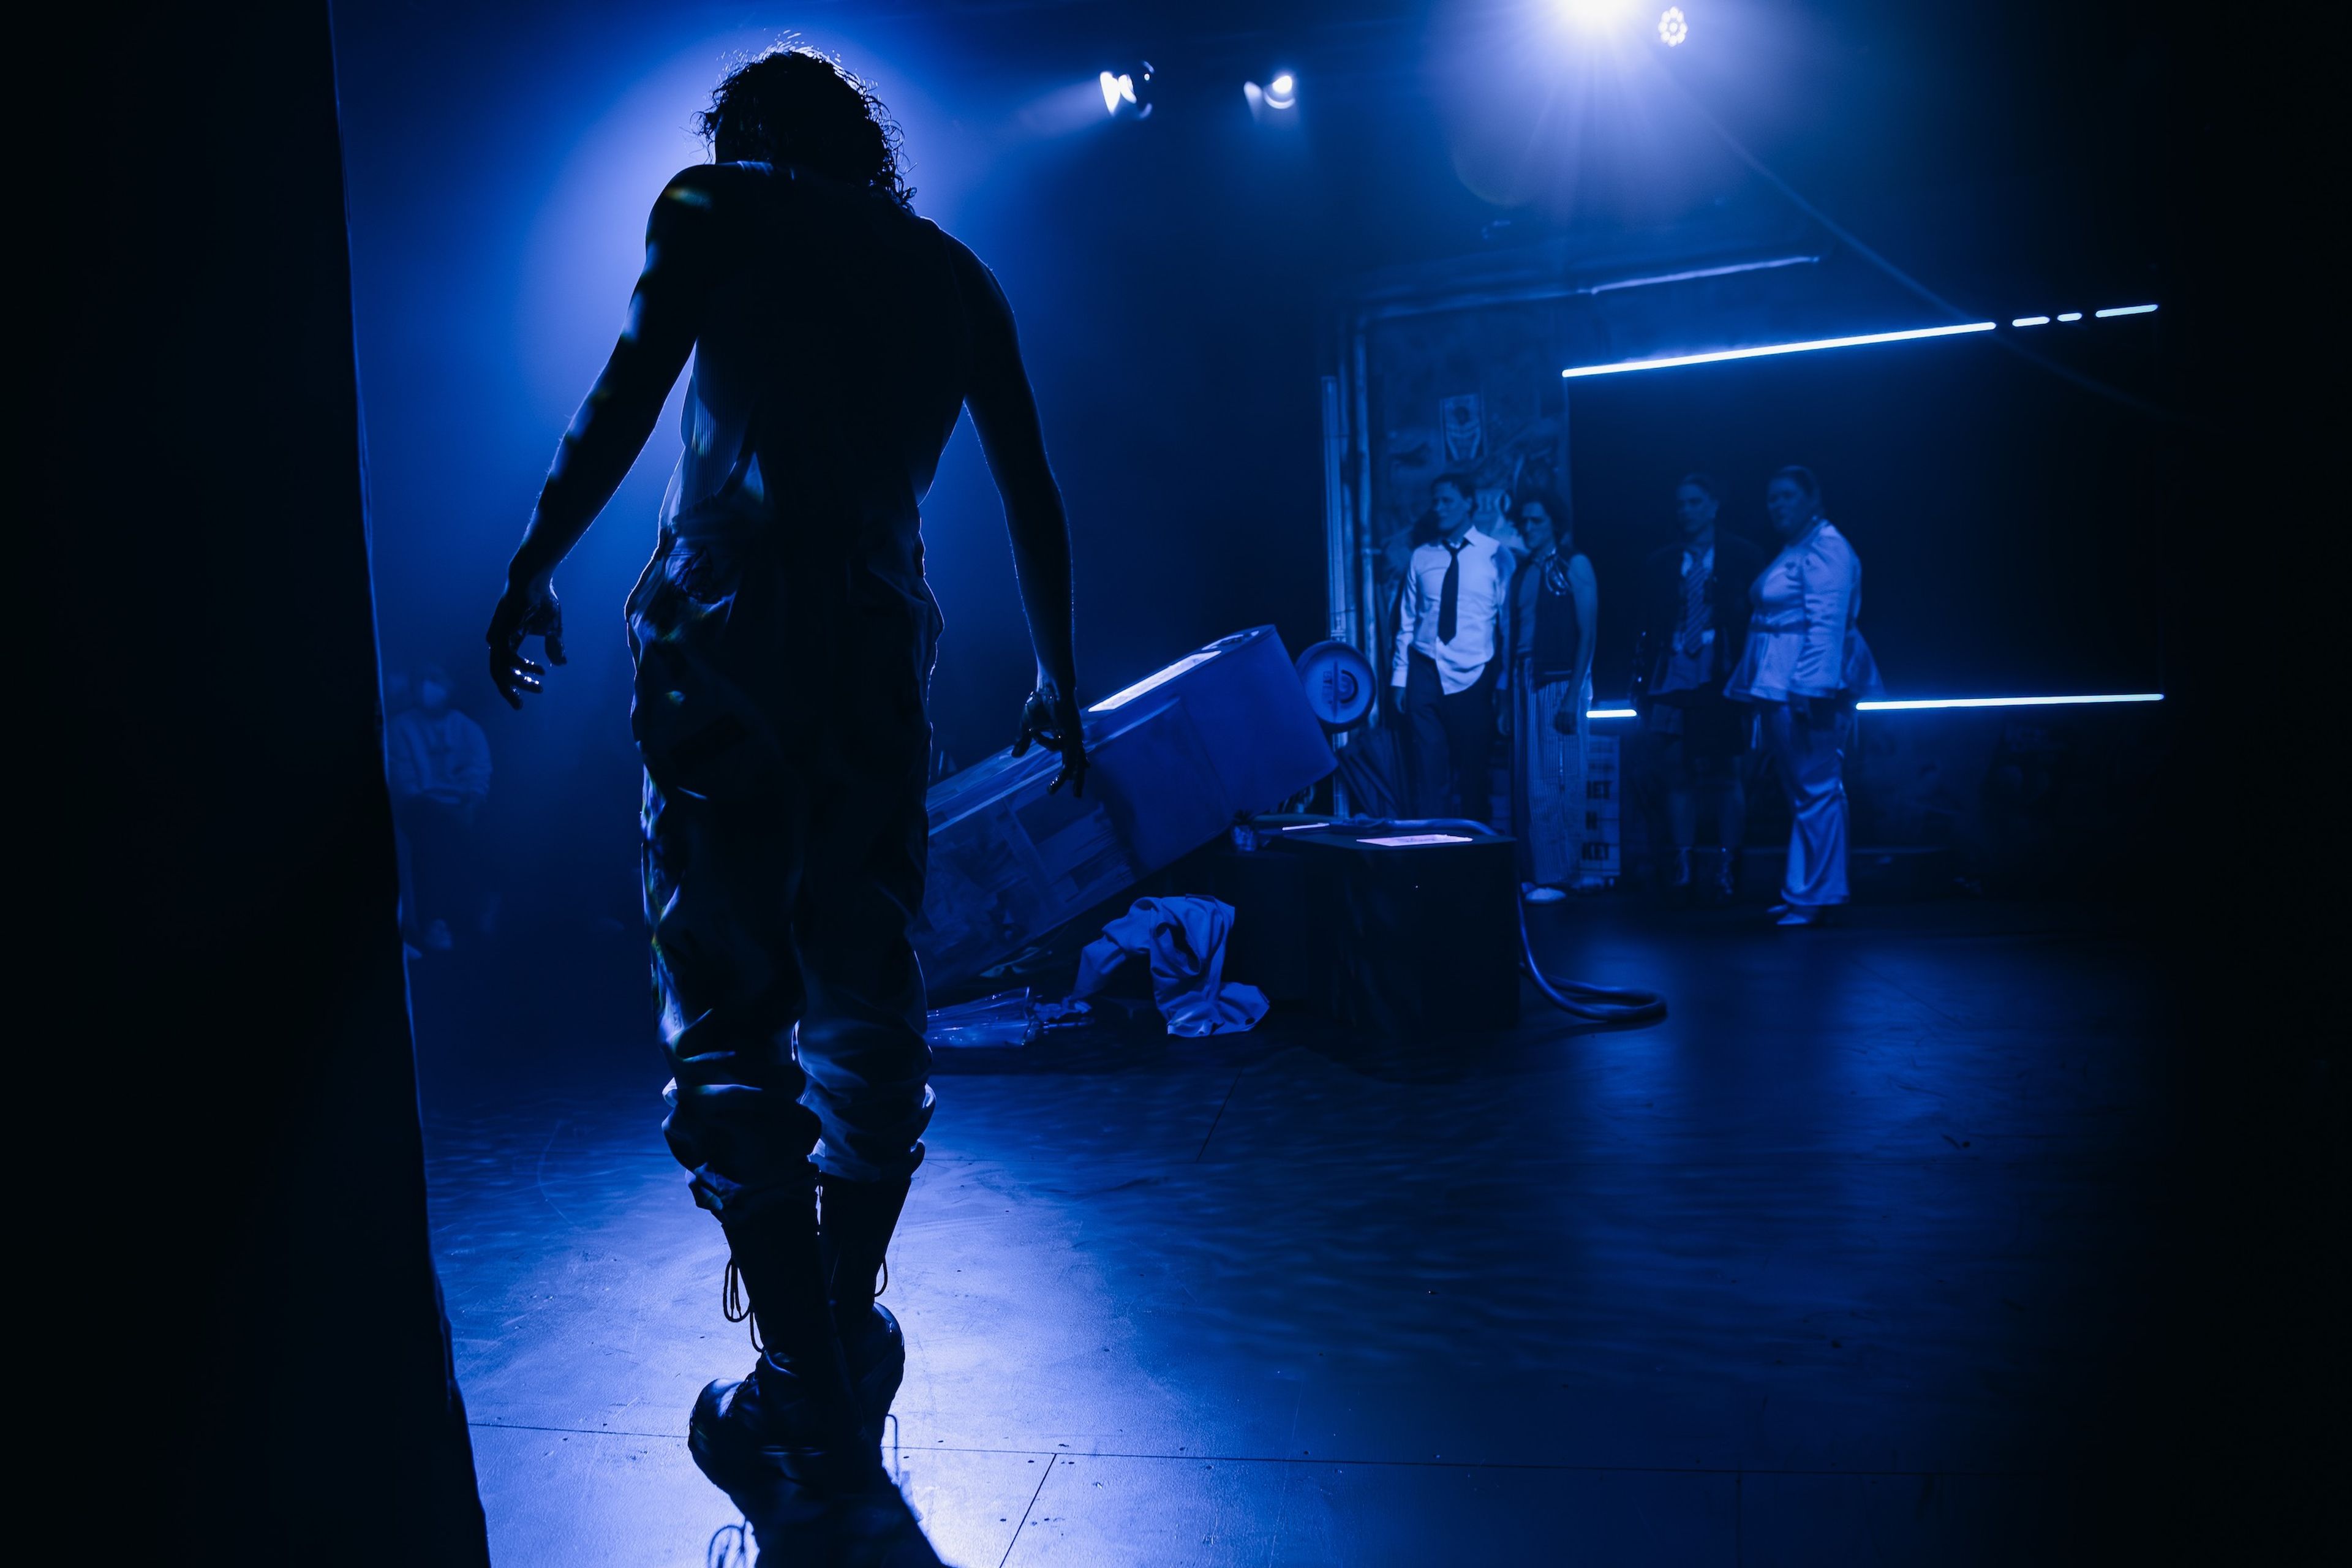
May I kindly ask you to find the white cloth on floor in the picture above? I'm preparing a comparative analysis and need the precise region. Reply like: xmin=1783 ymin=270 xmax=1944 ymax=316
xmin=1072 ymin=896 xmax=1270 ymax=1037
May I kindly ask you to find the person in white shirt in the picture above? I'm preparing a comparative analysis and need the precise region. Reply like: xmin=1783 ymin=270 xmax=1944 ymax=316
xmin=1391 ymin=472 xmax=1511 ymax=824
xmin=1724 ymin=465 xmax=1872 ymax=925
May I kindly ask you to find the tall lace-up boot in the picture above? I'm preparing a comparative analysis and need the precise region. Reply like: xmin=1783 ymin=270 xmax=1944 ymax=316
xmin=690 ymin=1199 xmax=946 ymax=1567
xmin=820 ymin=1171 xmax=915 ymax=1453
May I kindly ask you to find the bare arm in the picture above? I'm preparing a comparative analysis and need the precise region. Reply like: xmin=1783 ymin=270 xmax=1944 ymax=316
xmin=955 ymin=244 xmax=1087 ymax=793
xmin=487 ymin=168 xmax=719 ymax=706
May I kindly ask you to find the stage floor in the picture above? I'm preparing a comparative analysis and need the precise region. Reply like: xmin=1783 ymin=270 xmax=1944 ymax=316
xmin=420 ymin=895 xmax=2175 ymax=1566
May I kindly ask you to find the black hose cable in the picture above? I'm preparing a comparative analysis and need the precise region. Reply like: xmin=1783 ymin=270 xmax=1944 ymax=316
xmin=1338 ymin=818 xmax=1668 ymax=1027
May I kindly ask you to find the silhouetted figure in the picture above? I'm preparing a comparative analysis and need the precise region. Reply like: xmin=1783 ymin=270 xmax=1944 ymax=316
xmin=1501 ymin=488 xmax=1597 ymax=900
xmin=1726 ymin=466 xmax=1875 ymax=926
xmin=385 ymin=663 xmax=491 ymax=952
xmin=1392 ymin=472 xmax=1509 ymax=824
xmin=484 ymin=45 xmax=1085 ymax=1564
xmin=1635 ymin=474 xmax=1765 ymax=902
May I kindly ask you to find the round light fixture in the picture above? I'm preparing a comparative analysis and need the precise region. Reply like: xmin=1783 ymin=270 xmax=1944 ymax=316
xmin=1658 ymin=7 xmax=1689 ymax=46
xmin=1099 ymin=62 xmax=1155 ymax=118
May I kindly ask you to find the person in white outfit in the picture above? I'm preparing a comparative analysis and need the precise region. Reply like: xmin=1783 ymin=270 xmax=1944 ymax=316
xmin=1501 ymin=488 xmax=1597 ymax=902
xmin=1724 ymin=466 xmax=1871 ymax=926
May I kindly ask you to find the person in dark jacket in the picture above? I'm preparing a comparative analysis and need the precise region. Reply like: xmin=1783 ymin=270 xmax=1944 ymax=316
xmin=1635 ymin=473 xmax=1766 ymax=900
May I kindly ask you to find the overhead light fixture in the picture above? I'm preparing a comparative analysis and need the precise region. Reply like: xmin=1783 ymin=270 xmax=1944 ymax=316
xmin=2094 ymin=303 xmax=2158 ymax=317
xmin=1658 ymin=7 xmax=1689 ymax=46
xmin=2013 ymin=315 xmax=2050 ymax=327
xmin=1099 ymin=62 xmax=1154 ymax=118
xmin=2056 ymin=312 xmax=2082 ymax=322
xmin=1244 ymin=72 xmax=1298 ymax=115
xmin=1562 ymin=321 xmax=1995 ymax=379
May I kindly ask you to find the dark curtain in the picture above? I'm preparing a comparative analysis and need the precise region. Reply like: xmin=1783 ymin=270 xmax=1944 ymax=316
xmin=45 ymin=2 xmax=491 ymax=1559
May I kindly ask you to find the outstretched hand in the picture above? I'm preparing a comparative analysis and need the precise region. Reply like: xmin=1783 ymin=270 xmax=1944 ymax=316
xmin=1012 ymin=680 xmax=1089 ymax=797
xmin=486 ymin=576 xmax=568 ymax=709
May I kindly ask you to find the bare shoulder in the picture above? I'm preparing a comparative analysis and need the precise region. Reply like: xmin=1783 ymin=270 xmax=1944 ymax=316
xmin=650 ymin=162 xmax=743 ymax=216
xmin=931 ymin=227 xmax=1011 ymax=310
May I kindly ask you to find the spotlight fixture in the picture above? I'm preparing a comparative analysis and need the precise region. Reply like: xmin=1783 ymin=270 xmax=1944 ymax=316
xmin=1658 ymin=7 xmax=1689 ymax=45
xmin=1243 ymin=72 xmax=1298 ymax=117
xmin=1099 ymin=62 xmax=1155 ymax=118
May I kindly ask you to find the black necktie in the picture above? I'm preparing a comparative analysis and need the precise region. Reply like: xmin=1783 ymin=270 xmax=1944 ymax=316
xmin=1438 ymin=539 xmax=1465 ymax=644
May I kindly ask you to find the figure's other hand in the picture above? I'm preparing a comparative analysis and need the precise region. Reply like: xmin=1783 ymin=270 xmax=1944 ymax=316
xmin=487 ymin=575 xmax=567 ymax=709
xmin=1496 ymin=700 xmax=1513 ymax=737
xmin=1553 ymin=701 xmax=1581 ymax=734
xmin=1013 ymin=680 xmax=1089 ymax=797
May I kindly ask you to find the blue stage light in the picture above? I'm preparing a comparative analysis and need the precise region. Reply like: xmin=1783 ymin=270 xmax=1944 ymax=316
xmin=1855 ymin=693 xmax=2163 ymax=712
xmin=1561 ymin=321 xmax=1996 ymax=379
xmin=1099 ymin=62 xmax=1155 ymax=118
xmin=1587 ymin=693 xmax=2164 ymax=720
xmin=1562 ymin=0 xmax=1636 ymax=31
xmin=1583 ymin=255 xmax=1821 ymax=296
xmin=2012 ymin=315 xmax=2050 ymax=327
xmin=2094 ymin=303 xmax=2158 ymax=318
xmin=1246 ymin=72 xmax=1298 ymax=113
xmin=1658 ymin=7 xmax=1690 ymax=46
xmin=2056 ymin=312 xmax=2082 ymax=322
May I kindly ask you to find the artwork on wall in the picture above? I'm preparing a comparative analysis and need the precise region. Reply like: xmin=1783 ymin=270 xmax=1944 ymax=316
xmin=1438 ymin=392 xmax=1485 ymax=463
xmin=1362 ymin=302 xmax=1572 ymax=646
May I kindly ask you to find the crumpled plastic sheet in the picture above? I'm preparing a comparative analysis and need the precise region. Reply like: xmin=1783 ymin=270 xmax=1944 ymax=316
xmin=1070 ymin=895 xmax=1268 ymax=1037
xmin=924 ymin=987 xmax=1036 ymax=1049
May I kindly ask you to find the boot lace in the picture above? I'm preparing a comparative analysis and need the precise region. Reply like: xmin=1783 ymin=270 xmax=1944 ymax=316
xmin=722 ymin=1255 xmax=764 ymax=1352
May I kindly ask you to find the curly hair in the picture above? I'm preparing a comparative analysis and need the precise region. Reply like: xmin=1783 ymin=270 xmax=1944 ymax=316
xmin=697 ymin=43 xmax=913 ymax=208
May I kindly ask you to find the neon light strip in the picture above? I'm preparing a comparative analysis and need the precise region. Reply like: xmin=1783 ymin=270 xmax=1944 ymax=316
xmin=2094 ymin=303 xmax=2158 ymax=318
xmin=1581 ymin=255 xmax=1822 ymax=296
xmin=1855 ymin=693 xmax=2162 ymax=711
xmin=2056 ymin=312 xmax=2082 ymax=322
xmin=1562 ymin=321 xmax=1995 ymax=379
xmin=1585 ymin=693 xmax=2162 ymax=719
xmin=2012 ymin=315 xmax=2050 ymax=327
